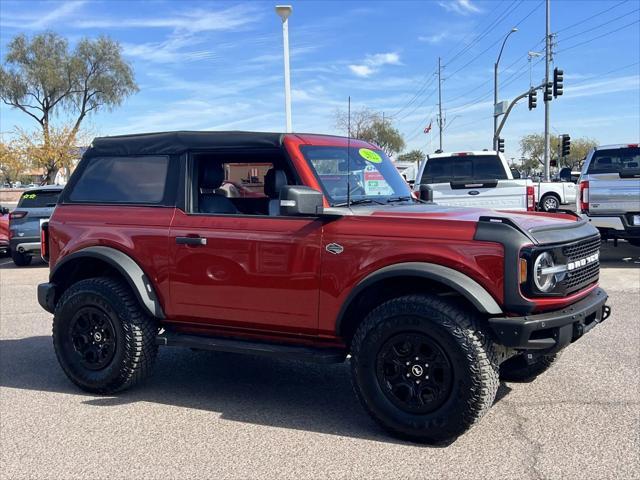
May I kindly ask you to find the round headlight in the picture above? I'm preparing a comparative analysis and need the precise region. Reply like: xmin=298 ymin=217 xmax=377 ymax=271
xmin=533 ymin=251 xmax=557 ymax=292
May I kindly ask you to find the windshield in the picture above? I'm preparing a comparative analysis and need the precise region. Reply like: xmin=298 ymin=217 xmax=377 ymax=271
xmin=301 ymin=146 xmax=412 ymax=205
xmin=421 ymin=155 xmax=508 ymax=184
xmin=17 ymin=190 xmax=61 ymax=208
xmin=587 ymin=147 xmax=640 ymax=174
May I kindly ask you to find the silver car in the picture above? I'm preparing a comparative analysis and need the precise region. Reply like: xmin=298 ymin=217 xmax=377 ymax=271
xmin=9 ymin=185 xmax=63 ymax=266
xmin=577 ymin=144 xmax=640 ymax=246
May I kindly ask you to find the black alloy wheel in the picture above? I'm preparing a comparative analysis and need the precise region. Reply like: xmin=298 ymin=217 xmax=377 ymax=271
xmin=376 ymin=333 xmax=453 ymax=414
xmin=68 ymin=306 xmax=117 ymax=370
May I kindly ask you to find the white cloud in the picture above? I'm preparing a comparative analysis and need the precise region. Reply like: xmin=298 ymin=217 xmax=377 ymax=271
xmin=438 ymin=0 xmax=482 ymax=15
xmin=418 ymin=33 xmax=449 ymax=44
xmin=1 ymin=0 xmax=86 ymax=29
xmin=75 ymin=5 xmax=260 ymax=34
xmin=348 ymin=52 xmax=401 ymax=77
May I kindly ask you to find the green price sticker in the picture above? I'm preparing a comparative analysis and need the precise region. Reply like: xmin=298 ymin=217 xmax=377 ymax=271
xmin=359 ymin=148 xmax=382 ymax=163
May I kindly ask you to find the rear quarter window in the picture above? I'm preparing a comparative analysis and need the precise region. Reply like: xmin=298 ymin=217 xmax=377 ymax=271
xmin=68 ymin=156 xmax=170 ymax=204
xmin=18 ymin=190 xmax=61 ymax=208
xmin=587 ymin=147 xmax=640 ymax=174
xmin=421 ymin=155 xmax=506 ymax=184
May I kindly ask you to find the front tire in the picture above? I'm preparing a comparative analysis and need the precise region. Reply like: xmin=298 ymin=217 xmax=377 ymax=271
xmin=350 ymin=294 xmax=499 ymax=443
xmin=53 ymin=277 xmax=158 ymax=394
xmin=11 ymin=250 xmax=32 ymax=266
xmin=539 ymin=194 xmax=560 ymax=212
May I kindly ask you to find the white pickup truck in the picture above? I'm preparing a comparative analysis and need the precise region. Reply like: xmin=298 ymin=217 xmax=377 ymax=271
xmin=414 ymin=150 xmax=535 ymax=211
xmin=533 ymin=177 xmax=578 ymax=212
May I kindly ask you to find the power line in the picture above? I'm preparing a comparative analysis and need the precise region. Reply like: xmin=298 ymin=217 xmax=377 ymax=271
xmin=444 ymin=0 xmax=524 ymax=67
xmin=388 ymin=72 xmax=438 ymax=119
xmin=556 ymin=19 xmax=640 ymax=54
xmin=555 ymin=0 xmax=630 ymax=33
xmin=558 ymin=7 xmax=640 ymax=44
xmin=569 ymin=61 xmax=640 ymax=87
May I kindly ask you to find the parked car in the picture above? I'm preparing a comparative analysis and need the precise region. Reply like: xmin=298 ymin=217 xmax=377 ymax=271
xmin=38 ymin=131 xmax=610 ymax=443
xmin=394 ymin=161 xmax=418 ymax=186
xmin=533 ymin=176 xmax=578 ymax=212
xmin=9 ymin=185 xmax=63 ymax=266
xmin=577 ymin=143 xmax=640 ymax=246
xmin=0 ymin=205 xmax=10 ymax=256
xmin=414 ymin=150 xmax=535 ymax=211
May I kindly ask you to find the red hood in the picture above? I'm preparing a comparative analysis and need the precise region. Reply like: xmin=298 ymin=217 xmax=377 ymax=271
xmin=368 ymin=205 xmax=579 ymax=231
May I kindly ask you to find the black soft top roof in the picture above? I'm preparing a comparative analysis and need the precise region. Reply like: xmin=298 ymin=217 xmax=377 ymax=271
xmin=85 ymin=131 xmax=284 ymax=157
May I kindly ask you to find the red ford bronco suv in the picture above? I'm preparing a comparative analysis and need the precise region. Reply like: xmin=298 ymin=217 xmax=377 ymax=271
xmin=38 ymin=131 xmax=611 ymax=442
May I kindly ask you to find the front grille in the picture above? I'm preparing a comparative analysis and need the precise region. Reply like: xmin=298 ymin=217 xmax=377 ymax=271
xmin=560 ymin=236 xmax=600 ymax=293
xmin=562 ymin=235 xmax=600 ymax=261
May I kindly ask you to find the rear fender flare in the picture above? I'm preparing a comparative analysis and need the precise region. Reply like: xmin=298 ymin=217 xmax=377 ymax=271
xmin=51 ymin=246 xmax=165 ymax=319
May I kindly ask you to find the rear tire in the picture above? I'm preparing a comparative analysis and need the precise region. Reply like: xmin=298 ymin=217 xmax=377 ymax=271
xmin=11 ymin=250 xmax=32 ymax=266
xmin=52 ymin=277 xmax=158 ymax=394
xmin=539 ymin=194 xmax=560 ymax=212
xmin=500 ymin=352 xmax=559 ymax=382
xmin=350 ymin=294 xmax=500 ymax=443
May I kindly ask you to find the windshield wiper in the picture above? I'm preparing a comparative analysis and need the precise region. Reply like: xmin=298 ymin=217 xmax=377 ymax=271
xmin=333 ymin=198 xmax=385 ymax=207
xmin=386 ymin=196 xmax=413 ymax=203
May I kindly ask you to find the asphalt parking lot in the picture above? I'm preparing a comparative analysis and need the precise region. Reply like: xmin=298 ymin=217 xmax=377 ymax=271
xmin=1 ymin=243 xmax=638 ymax=479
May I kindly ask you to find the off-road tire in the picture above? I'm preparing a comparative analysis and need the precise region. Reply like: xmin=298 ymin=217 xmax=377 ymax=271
xmin=350 ymin=294 xmax=500 ymax=443
xmin=539 ymin=193 xmax=560 ymax=212
xmin=11 ymin=250 xmax=32 ymax=266
xmin=500 ymin=352 xmax=559 ymax=382
xmin=52 ymin=277 xmax=158 ymax=394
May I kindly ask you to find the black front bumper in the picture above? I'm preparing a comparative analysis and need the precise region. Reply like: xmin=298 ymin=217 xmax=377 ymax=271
xmin=489 ymin=287 xmax=610 ymax=354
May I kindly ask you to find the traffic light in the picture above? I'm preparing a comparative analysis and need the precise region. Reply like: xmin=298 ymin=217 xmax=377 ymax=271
xmin=528 ymin=89 xmax=537 ymax=110
xmin=561 ymin=134 xmax=571 ymax=157
xmin=544 ymin=82 xmax=553 ymax=102
xmin=553 ymin=68 xmax=564 ymax=97
xmin=498 ymin=137 xmax=505 ymax=153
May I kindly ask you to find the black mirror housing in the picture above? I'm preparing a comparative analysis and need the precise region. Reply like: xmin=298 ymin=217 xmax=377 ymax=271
xmin=279 ymin=186 xmax=324 ymax=216
xmin=419 ymin=184 xmax=434 ymax=202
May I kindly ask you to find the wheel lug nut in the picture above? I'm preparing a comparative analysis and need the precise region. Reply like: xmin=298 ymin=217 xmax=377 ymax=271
xmin=406 ymin=362 xmax=410 ymax=366
xmin=416 ymin=380 xmax=421 ymax=384
xmin=415 ymin=357 xmax=419 ymax=360
xmin=406 ymin=373 xmax=410 ymax=377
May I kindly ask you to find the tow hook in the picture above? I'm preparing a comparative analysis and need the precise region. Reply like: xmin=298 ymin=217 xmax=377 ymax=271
xmin=602 ymin=305 xmax=611 ymax=321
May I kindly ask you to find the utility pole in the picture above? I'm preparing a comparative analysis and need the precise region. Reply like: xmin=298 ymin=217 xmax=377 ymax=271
xmin=437 ymin=56 xmax=443 ymax=151
xmin=543 ymin=0 xmax=551 ymax=181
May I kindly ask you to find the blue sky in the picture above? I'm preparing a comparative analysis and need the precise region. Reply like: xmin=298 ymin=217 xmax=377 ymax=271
xmin=1 ymin=0 xmax=639 ymax=161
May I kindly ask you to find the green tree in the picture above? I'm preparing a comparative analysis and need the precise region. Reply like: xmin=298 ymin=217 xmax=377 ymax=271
xmin=396 ymin=149 xmax=425 ymax=164
xmin=0 ymin=32 xmax=138 ymax=182
xmin=360 ymin=120 xmax=405 ymax=157
xmin=0 ymin=138 xmax=28 ymax=186
xmin=519 ymin=133 xmax=599 ymax=171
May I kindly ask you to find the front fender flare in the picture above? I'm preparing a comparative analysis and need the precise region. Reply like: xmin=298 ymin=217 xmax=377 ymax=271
xmin=336 ymin=262 xmax=502 ymax=335
xmin=51 ymin=246 xmax=165 ymax=319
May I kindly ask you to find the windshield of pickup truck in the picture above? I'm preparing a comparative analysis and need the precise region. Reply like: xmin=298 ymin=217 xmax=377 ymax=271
xmin=301 ymin=146 xmax=412 ymax=205
xmin=421 ymin=154 xmax=508 ymax=184
xmin=587 ymin=147 xmax=640 ymax=174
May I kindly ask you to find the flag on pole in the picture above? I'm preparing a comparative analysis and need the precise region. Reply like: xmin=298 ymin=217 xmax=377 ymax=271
xmin=423 ymin=121 xmax=432 ymax=134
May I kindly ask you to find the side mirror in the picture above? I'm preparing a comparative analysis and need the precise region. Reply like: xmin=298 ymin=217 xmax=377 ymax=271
xmin=419 ymin=184 xmax=434 ymax=202
xmin=279 ymin=186 xmax=324 ymax=216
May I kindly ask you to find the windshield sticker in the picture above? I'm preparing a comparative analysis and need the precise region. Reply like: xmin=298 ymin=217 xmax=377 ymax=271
xmin=359 ymin=148 xmax=382 ymax=163
xmin=363 ymin=165 xmax=394 ymax=195
xmin=22 ymin=193 xmax=37 ymax=199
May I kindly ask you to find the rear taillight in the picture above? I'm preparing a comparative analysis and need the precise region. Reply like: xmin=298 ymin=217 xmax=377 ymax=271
xmin=40 ymin=222 xmax=49 ymax=262
xmin=9 ymin=211 xmax=27 ymax=220
xmin=579 ymin=180 xmax=589 ymax=213
xmin=526 ymin=185 xmax=535 ymax=211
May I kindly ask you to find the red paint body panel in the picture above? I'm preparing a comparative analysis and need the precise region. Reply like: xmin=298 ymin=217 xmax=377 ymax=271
xmin=48 ymin=205 xmax=176 ymax=310
xmin=0 ymin=211 xmax=8 ymax=248
xmin=46 ymin=133 xmax=599 ymax=345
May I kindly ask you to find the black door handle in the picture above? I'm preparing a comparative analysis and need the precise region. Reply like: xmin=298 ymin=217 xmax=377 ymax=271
xmin=176 ymin=236 xmax=207 ymax=246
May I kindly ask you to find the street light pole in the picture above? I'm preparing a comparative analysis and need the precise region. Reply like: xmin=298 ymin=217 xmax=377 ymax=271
xmin=543 ymin=0 xmax=551 ymax=181
xmin=493 ymin=27 xmax=518 ymax=150
xmin=276 ymin=5 xmax=293 ymax=133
